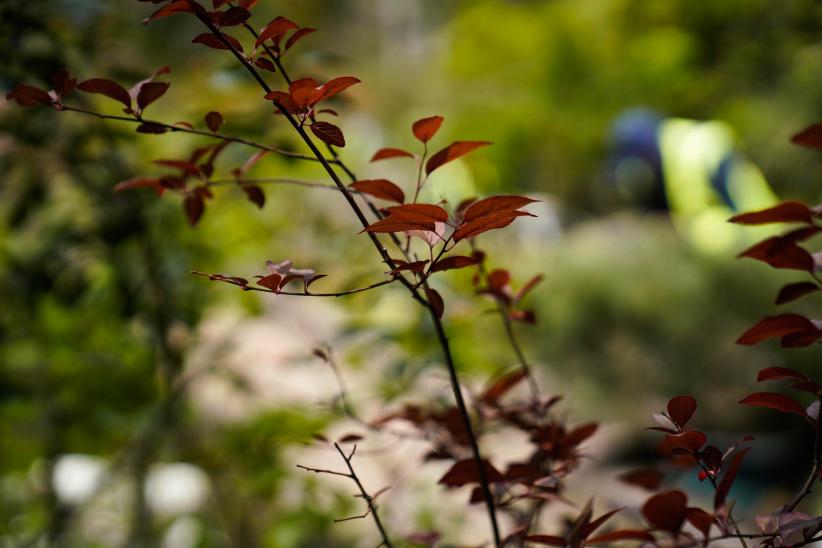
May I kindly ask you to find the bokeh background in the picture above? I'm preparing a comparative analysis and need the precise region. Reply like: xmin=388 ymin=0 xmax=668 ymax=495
xmin=3 ymin=0 xmax=822 ymax=546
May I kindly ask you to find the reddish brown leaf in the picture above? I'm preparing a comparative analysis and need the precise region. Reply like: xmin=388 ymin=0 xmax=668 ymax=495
xmin=642 ymin=489 xmax=688 ymax=534
xmin=255 ymin=16 xmax=298 ymax=48
xmin=385 ymin=204 xmax=449 ymax=223
xmin=758 ymin=367 xmax=810 ymax=383
xmin=619 ymin=468 xmax=664 ymax=490
xmin=775 ymin=282 xmax=820 ymax=305
xmin=481 ymin=369 xmax=527 ymax=404
xmin=255 ymin=57 xmax=277 ymax=72
xmin=183 ymin=195 xmax=204 ymax=225
xmin=463 ymin=195 xmax=539 ymax=222
xmin=515 ymin=274 xmax=544 ymax=303
xmin=437 ymin=458 xmax=504 ymax=487
xmin=729 ymin=201 xmax=815 ymax=225
xmin=685 ymin=508 xmax=715 ymax=538
xmin=425 ymin=141 xmax=492 ymax=175
xmin=205 ymin=111 xmax=223 ymax=132
xmin=350 ymin=179 xmax=405 ymax=203
xmin=77 ymin=78 xmax=132 ymax=109
xmin=285 ymin=27 xmax=317 ymax=51
xmin=714 ymin=447 xmax=750 ymax=510
xmin=310 ymin=121 xmax=345 ymax=147
xmin=412 ymin=115 xmax=444 ymax=143
xmin=113 ymin=177 xmax=163 ymax=195
xmin=667 ymin=395 xmax=697 ymax=428
xmin=739 ymin=393 xmax=811 ymax=422
xmin=319 ymin=76 xmax=360 ymax=101
xmin=566 ymin=423 xmax=598 ymax=448
xmin=737 ymin=314 xmax=817 ymax=345
xmin=430 ymin=255 xmax=481 ymax=273
xmin=371 ymin=147 xmax=415 ymax=162
xmin=581 ymin=508 xmax=625 ymax=539
xmin=387 ymin=260 xmax=429 ymax=275
xmin=453 ymin=210 xmax=534 ymax=242
xmin=488 ymin=269 xmax=511 ymax=291
xmin=136 ymin=122 xmax=169 ymax=134
xmin=136 ymin=81 xmax=169 ymax=111
xmin=6 ymin=84 xmax=53 ymax=106
xmin=425 ymin=288 xmax=444 ymax=318
xmin=792 ymin=124 xmax=822 ymax=149
xmin=52 ymin=69 xmax=77 ymax=97
xmin=242 ymin=185 xmax=265 ymax=208
xmin=523 ymin=535 xmax=566 ymax=546
xmin=257 ymin=273 xmax=282 ymax=291
xmin=192 ymin=32 xmax=243 ymax=52
xmin=665 ymin=431 xmax=707 ymax=453
xmin=264 ymin=90 xmax=299 ymax=113
xmin=216 ymin=6 xmax=250 ymax=26
xmin=738 ymin=236 xmax=815 ymax=272
xmin=143 ymin=0 xmax=197 ymax=25
xmin=586 ymin=530 xmax=655 ymax=544
xmin=365 ymin=218 xmax=435 ymax=233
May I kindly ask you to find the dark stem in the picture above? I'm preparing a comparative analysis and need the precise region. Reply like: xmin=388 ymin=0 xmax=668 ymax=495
xmin=786 ymin=393 xmax=822 ymax=512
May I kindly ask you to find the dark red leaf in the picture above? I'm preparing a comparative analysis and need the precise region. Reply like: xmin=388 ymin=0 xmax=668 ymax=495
xmin=480 ymin=369 xmax=527 ymax=404
xmin=113 ymin=176 xmax=164 ymax=195
xmin=255 ymin=16 xmax=298 ymax=48
xmin=350 ymin=179 xmax=405 ymax=203
xmin=242 ymin=185 xmax=265 ymax=208
xmin=463 ymin=195 xmax=539 ymax=222
xmin=255 ymin=57 xmax=277 ymax=72
xmin=737 ymin=314 xmax=818 ymax=345
xmin=430 ymin=255 xmax=481 ymax=273
xmin=338 ymin=433 xmax=363 ymax=443
xmin=792 ymin=124 xmax=822 ymax=149
xmin=136 ymin=81 xmax=169 ymax=111
xmin=738 ymin=237 xmax=815 ymax=272
xmin=758 ymin=367 xmax=809 ymax=383
xmin=775 ymin=282 xmax=820 ymax=305
xmin=5 ymin=84 xmax=54 ymax=107
xmin=205 ymin=111 xmax=223 ymax=132
xmin=285 ymin=27 xmax=317 ymax=51
xmin=310 ymin=121 xmax=345 ymax=147
xmin=319 ymin=76 xmax=360 ymax=101
xmin=714 ymin=447 xmax=750 ymax=509
xmin=192 ymin=32 xmax=243 ymax=52
xmin=581 ymin=508 xmax=625 ymax=539
xmin=370 ymin=147 xmax=415 ymax=162
xmin=257 ymin=273 xmax=282 ymax=291
xmin=642 ymin=489 xmax=688 ymax=534
xmin=136 ymin=122 xmax=169 ymax=134
xmin=618 ymin=468 xmax=664 ymax=490
xmin=388 ymin=260 xmax=429 ymax=275
xmin=264 ymin=90 xmax=299 ymax=113
xmin=488 ymin=269 xmax=510 ymax=291
xmin=386 ymin=203 xmax=449 ymax=223
xmin=52 ymin=69 xmax=77 ymax=96
xmin=183 ymin=195 xmax=204 ymax=225
xmin=216 ymin=6 xmax=250 ymax=26
xmin=77 ymin=78 xmax=132 ymax=109
xmin=667 ymin=395 xmax=697 ymax=428
xmin=523 ymin=535 xmax=566 ymax=546
xmin=729 ymin=201 xmax=816 ymax=225
xmin=412 ymin=115 xmax=444 ymax=143
xmin=437 ymin=458 xmax=504 ymax=487
xmin=453 ymin=210 xmax=535 ymax=242
xmin=586 ymin=530 xmax=655 ymax=544
xmin=739 ymin=393 xmax=811 ymax=422
xmin=425 ymin=141 xmax=492 ymax=175
xmin=685 ymin=508 xmax=715 ymax=538
xmin=665 ymin=431 xmax=707 ymax=453
xmin=143 ymin=0 xmax=197 ymax=25
xmin=426 ymin=288 xmax=444 ymax=318
xmin=566 ymin=423 xmax=598 ymax=448
xmin=515 ymin=274 xmax=544 ymax=303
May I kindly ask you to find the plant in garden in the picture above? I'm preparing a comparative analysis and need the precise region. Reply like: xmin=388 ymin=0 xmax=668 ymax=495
xmin=6 ymin=1 xmax=822 ymax=546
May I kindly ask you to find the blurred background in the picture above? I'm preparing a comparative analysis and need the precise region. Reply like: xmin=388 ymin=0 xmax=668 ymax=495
xmin=2 ymin=0 xmax=822 ymax=546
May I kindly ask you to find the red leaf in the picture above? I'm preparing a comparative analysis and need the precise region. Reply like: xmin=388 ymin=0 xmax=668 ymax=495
xmin=114 ymin=176 xmax=163 ymax=195
xmin=667 ymin=395 xmax=697 ymax=428
xmin=255 ymin=57 xmax=277 ymax=72
xmin=522 ymin=535 xmax=566 ymax=546
xmin=729 ymin=201 xmax=816 ymax=225
xmin=285 ymin=27 xmax=317 ymax=51
xmin=388 ymin=260 xmax=429 ymax=275
xmin=738 ymin=236 xmax=815 ymax=272
xmin=350 ymin=179 xmax=405 ymax=203
xmin=425 ymin=288 xmax=444 ymax=318
xmin=453 ymin=210 xmax=535 ymax=242
xmin=792 ymin=124 xmax=822 ymax=149
xmin=143 ymin=0 xmax=197 ymax=25
xmin=52 ymin=69 xmax=77 ymax=97
xmin=430 ymin=255 xmax=480 ymax=273
xmin=319 ymin=76 xmax=361 ymax=101
xmin=426 ymin=141 xmax=492 ymax=175
xmin=255 ymin=16 xmax=298 ymax=48
xmin=737 ymin=314 xmax=818 ymax=345
xmin=586 ymin=530 xmax=655 ymax=544
xmin=242 ymin=185 xmax=265 ymax=208
xmin=136 ymin=81 xmax=169 ymax=111
xmin=488 ymin=269 xmax=510 ymax=291
xmin=183 ymin=195 xmax=204 ymax=225
xmin=739 ymin=393 xmax=811 ymax=422
xmin=581 ymin=508 xmax=625 ymax=539
xmin=5 ymin=84 xmax=53 ymax=107
xmin=77 ymin=78 xmax=132 ymax=109
xmin=385 ymin=204 xmax=450 ymax=223
xmin=412 ymin=115 xmax=444 ymax=143
xmin=136 ymin=122 xmax=169 ymax=134
xmin=192 ymin=32 xmax=243 ymax=52
xmin=515 ymin=274 xmax=544 ymax=303
xmin=216 ymin=6 xmax=250 ymax=26
xmin=463 ymin=195 xmax=539 ymax=222
xmin=365 ymin=218 xmax=435 ymax=233
xmin=566 ymin=423 xmax=598 ymax=448
xmin=685 ymin=508 xmax=715 ymax=538
xmin=371 ymin=147 xmax=415 ymax=162
xmin=310 ymin=121 xmax=345 ymax=147
xmin=264 ymin=90 xmax=299 ymax=113
xmin=205 ymin=111 xmax=223 ymax=132
xmin=642 ymin=489 xmax=688 ymax=534
xmin=257 ymin=273 xmax=282 ymax=291
xmin=481 ymin=369 xmax=527 ymax=404
xmin=775 ymin=282 xmax=820 ymax=305
xmin=437 ymin=458 xmax=504 ymax=487
xmin=619 ymin=468 xmax=664 ymax=490
xmin=758 ymin=367 xmax=810 ymax=383
xmin=665 ymin=431 xmax=707 ymax=453
xmin=714 ymin=447 xmax=750 ymax=509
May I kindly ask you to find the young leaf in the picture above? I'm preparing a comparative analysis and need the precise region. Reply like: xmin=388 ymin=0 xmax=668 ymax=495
xmin=775 ymin=282 xmax=819 ymax=305
xmin=370 ymin=147 xmax=415 ymax=162
xmin=412 ymin=115 xmax=444 ymax=143
xmin=426 ymin=288 xmax=444 ymax=318
xmin=426 ymin=141 xmax=492 ymax=175
xmin=667 ymin=395 xmax=696 ymax=428
xmin=729 ymin=201 xmax=815 ymax=225
xmin=136 ymin=81 xmax=169 ymax=111
xmin=205 ymin=111 xmax=224 ymax=132
xmin=736 ymin=314 xmax=818 ymax=345
xmin=350 ymin=179 xmax=405 ymax=203
xmin=77 ymin=78 xmax=132 ymax=109
xmin=739 ymin=393 xmax=812 ymax=422
xmin=310 ymin=121 xmax=345 ymax=147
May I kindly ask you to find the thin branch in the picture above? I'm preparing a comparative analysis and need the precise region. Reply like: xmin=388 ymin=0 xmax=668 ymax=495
xmin=786 ymin=393 xmax=822 ymax=512
xmin=60 ymin=105 xmax=323 ymax=162
xmin=207 ymin=177 xmax=342 ymax=192
xmin=191 ymin=271 xmax=396 ymax=297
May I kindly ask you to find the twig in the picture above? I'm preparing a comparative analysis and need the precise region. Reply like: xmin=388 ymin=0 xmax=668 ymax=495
xmin=191 ymin=271 xmax=396 ymax=297
xmin=786 ymin=393 xmax=822 ymax=511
